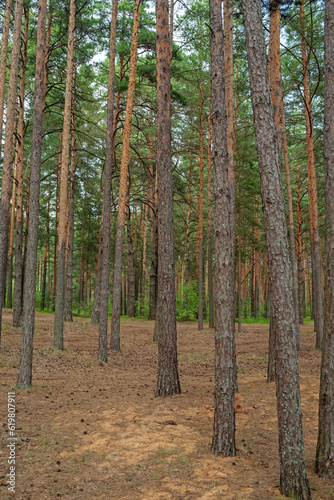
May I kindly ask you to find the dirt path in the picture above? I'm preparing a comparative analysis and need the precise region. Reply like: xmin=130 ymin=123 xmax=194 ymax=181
xmin=0 ymin=311 xmax=333 ymax=499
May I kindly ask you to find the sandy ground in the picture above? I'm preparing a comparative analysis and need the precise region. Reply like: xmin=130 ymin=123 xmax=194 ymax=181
xmin=0 ymin=311 xmax=333 ymax=499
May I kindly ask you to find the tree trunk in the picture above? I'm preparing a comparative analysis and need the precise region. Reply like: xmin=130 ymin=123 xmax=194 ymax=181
xmin=94 ymin=0 xmax=118 ymax=342
xmin=149 ymin=165 xmax=158 ymax=321
xmin=64 ymin=59 xmax=77 ymax=323
xmin=155 ymin=0 xmax=181 ymax=397
xmin=315 ymin=0 xmax=334 ymax=478
xmin=126 ymin=203 xmax=136 ymax=317
xmin=0 ymin=0 xmax=12 ymax=157
xmin=198 ymin=86 xmax=204 ymax=331
xmin=210 ymin=0 xmax=235 ymax=457
xmin=17 ymin=0 xmax=47 ymax=388
xmin=140 ymin=200 xmax=148 ymax=315
xmin=0 ymin=0 xmax=23 ymax=343
xmin=296 ymin=165 xmax=305 ymax=325
xmin=300 ymin=0 xmax=323 ymax=347
xmin=242 ymin=1 xmax=310 ymax=497
xmin=185 ymin=152 xmax=192 ymax=285
xmin=268 ymin=0 xmax=300 ymax=348
xmin=7 ymin=150 xmax=18 ymax=309
xmin=207 ymin=107 xmax=214 ymax=329
xmin=110 ymin=0 xmax=141 ymax=352
xmin=40 ymin=196 xmax=49 ymax=311
xmin=53 ymin=0 xmax=76 ymax=350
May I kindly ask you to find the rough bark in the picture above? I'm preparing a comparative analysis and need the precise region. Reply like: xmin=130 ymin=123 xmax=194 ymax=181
xmin=149 ymin=165 xmax=158 ymax=322
xmin=300 ymin=0 xmax=323 ymax=347
xmin=17 ymin=0 xmax=47 ymax=388
xmin=64 ymin=59 xmax=77 ymax=323
xmin=296 ymin=165 xmax=305 ymax=325
xmin=126 ymin=203 xmax=136 ymax=317
xmin=242 ymin=1 xmax=310 ymax=497
xmin=0 ymin=0 xmax=12 ymax=156
xmin=207 ymin=107 xmax=214 ymax=329
xmin=210 ymin=0 xmax=236 ymax=457
xmin=268 ymin=0 xmax=300 ymax=348
xmin=155 ymin=0 xmax=181 ymax=397
xmin=40 ymin=196 xmax=49 ymax=310
xmin=110 ymin=0 xmax=140 ymax=352
xmin=53 ymin=0 xmax=76 ymax=350
xmin=315 ymin=0 xmax=334 ymax=478
xmin=94 ymin=0 xmax=118 ymax=349
xmin=7 ymin=151 xmax=18 ymax=309
xmin=0 ymin=0 xmax=23 ymax=342
xmin=140 ymin=200 xmax=148 ymax=315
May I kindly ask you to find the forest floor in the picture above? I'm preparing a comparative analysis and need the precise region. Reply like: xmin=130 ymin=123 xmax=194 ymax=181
xmin=0 ymin=311 xmax=333 ymax=500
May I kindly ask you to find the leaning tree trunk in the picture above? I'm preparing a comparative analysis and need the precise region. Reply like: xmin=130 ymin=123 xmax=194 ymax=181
xmin=17 ymin=0 xmax=47 ymax=388
xmin=209 ymin=0 xmax=236 ymax=457
xmin=0 ymin=0 xmax=12 ymax=157
xmin=300 ymin=0 xmax=323 ymax=347
xmin=315 ymin=0 xmax=334 ymax=479
xmin=110 ymin=0 xmax=140 ymax=352
xmin=242 ymin=1 xmax=310 ymax=498
xmin=155 ymin=0 xmax=181 ymax=397
xmin=0 ymin=0 xmax=23 ymax=343
xmin=53 ymin=0 xmax=76 ymax=350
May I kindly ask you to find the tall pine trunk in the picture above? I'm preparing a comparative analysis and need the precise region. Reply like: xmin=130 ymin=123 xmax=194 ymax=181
xmin=155 ymin=0 xmax=181 ymax=397
xmin=0 ymin=0 xmax=12 ymax=156
xmin=198 ymin=86 xmax=204 ymax=331
xmin=110 ymin=0 xmax=140 ymax=352
xmin=210 ymin=0 xmax=236 ymax=457
xmin=53 ymin=0 xmax=76 ymax=350
xmin=315 ymin=0 xmax=334 ymax=478
xmin=207 ymin=106 xmax=214 ymax=329
xmin=300 ymin=0 xmax=323 ymax=347
xmin=242 ymin=1 xmax=310 ymax=497
xmin=17 ymin=0 xmax=47 ymax=388
xmin=64 ymin=60 xmax=77 ymax=323
xmin=268 ymin=1 xmax=300 ymax=348
xmin=0 ymin=0 xmax=23 ymax=342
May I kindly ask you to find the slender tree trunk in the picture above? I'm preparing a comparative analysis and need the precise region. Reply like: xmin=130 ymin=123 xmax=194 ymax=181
xmin=198 ymin=87 xmax=204 ymax=330
xmin=110 ymin=0 xmax=141 ymax=352
xmin=126 ymin=203 xmax=136 ymax=317
xmin=149 ymin=165 xmax=158 ymax=322
xmin=268 ymin=1 xmax=300 ymax=348
xmin=0 ymin=0 xmax=12 ymax=157
xmin=210 ymin=0 xmax=235 ymax=457
xmin=0 ymin=0 xmax=23 ymax=343
xmin=17 ymin=0 xmax=47 ymax=388
xmin=296 ymin=165 xmax=305 ymax=325
xmin=155 ymin=0 xmax=181 ymax=397
xmin=242 ymin=1 xmax=310 ymax=497
xmin=53 ymin=0 xmax=76 ymax=350
xmin=94 ymin=1 xmax=118 ymax=340
xmin=207 ymin=107 xmax=214 ymax=329
xmin=185 ymin=152 xmax=192 ymax=285
xmin=315 ymin=0 xmax=334 ymax=478
xmin=300 ymin=0 xmax=323 ymax=347
xmin=140 ymin=200 xmax=148 ymax=315
xmin=64 ymin=60 xmax=77 ymax=323
xmin=7 ymin=154 xmax=18 ymax=309
xmin=40 ymin=197 xmax=49 ymax=310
